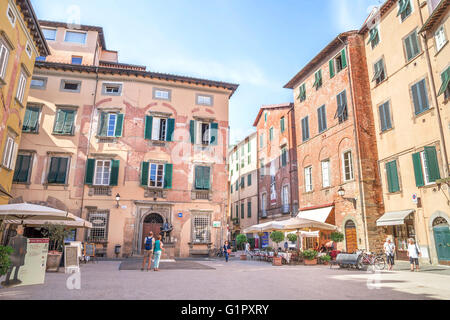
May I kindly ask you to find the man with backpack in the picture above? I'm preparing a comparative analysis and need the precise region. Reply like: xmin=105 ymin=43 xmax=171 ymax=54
xmin=141 ymin=231 xmax=154 ymax=271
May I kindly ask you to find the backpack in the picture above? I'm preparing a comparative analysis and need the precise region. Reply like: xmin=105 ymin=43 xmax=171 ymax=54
xmin=145 ymin=237 xmax=153 ymax=251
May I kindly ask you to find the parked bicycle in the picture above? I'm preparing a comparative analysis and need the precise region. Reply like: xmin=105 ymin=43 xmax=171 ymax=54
xmin=356 ymin=249 xmax=385 ymax=271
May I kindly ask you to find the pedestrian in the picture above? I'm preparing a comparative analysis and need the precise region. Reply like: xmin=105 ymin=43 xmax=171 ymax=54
xmin=141 ymin=231 xmax=153 ymax=271
xmin=223 ymin=241 xmax=231 ymax=262
xmin=407 ymin=238 xmax=421 ymax=272
xmin=284 ymin=241 xmax=288 ymax=252
xmin=245 ymin=241 xmax=251 ymax=256
xmin=1 ymin=225 xmax=27 ymax=287
xmin=383 ymin=237 xmax=395 ymax=271
xmin=151 ymin=234 xmax=164 ymax=271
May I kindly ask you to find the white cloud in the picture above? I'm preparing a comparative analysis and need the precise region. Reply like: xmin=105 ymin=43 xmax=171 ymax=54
xmin=331 ymin=0 xmax=380 ymax=31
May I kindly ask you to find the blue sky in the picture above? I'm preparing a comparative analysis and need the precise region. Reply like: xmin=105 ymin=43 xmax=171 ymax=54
xmin=31 ymin=0 xmax=381 ymax=144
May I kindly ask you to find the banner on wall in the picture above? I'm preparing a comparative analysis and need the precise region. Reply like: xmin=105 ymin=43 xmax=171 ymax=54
xmin=261 ymin=232 xmax=269 ymax=248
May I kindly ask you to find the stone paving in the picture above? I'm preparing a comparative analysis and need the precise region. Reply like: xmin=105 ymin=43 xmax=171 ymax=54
xmin=0 ymin=257 xmax=449 ymax=300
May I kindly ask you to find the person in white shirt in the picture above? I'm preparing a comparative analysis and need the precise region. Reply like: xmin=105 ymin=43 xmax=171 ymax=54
xmin=245 ymin=242 xmax=251 ymax=257
xmin=407 ymin=238 xmax=421 ymax=272
xmin=383 ymin=237 xmax=395 ymax=271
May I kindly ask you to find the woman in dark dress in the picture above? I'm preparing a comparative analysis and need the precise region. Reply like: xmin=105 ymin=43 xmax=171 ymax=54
xmin=223 ymin=241 xmax=231 ymax=262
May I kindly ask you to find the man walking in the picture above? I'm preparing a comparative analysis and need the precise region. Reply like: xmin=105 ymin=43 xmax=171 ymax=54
xmin=1 ymin=225 xmax=27 ymax=287
xmin=383 ymin=237 xmax=395 ymax=271
xmin=141 ymin=231 xmax=153 ymax=271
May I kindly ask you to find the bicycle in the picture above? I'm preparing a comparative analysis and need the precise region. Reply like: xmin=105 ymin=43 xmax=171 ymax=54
xmin=356 ymin=249 xmax=386 ymax=271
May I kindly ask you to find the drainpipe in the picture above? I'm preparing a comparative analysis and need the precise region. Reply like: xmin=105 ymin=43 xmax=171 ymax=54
xmin=287 ymin=106 xmax=296 ymax=218
xmin=338 ymin=35 xmax=370 ymax=251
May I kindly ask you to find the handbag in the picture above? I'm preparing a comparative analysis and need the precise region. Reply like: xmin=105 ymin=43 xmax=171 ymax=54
xmin=227 ymin=249 xmax=231 ymax=254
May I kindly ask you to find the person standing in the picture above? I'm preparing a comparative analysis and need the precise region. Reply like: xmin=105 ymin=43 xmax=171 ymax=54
xmin=141 ymin=231 xmax=153 ymax=271
xmin=152 ymin=235 xmax=164 ymax=271
xmin=223 ymin=241 xmax=231 ymax=262
xmin=407 ymin=238 xmax=421 ymax=272
xmin=284 ymin=241 xmax=289 ymax=252
xmin=245 ymin=242 xmax=251 ymax=256
xmin=1 ymin=225 xmax=27 ymax=287
xmin=383 ymin=237 xmax=396 ymax=271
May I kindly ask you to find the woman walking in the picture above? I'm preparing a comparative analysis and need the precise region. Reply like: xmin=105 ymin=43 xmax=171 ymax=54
xmin=223 ymin=241 xmax=231 ymax=263
xmin=407 ymin=238 xmax=421 ymax=272
xmin=152 ymin=234 xmax=164 ymax=271
xmin=383 ymin=237 xmax=395 ymax=271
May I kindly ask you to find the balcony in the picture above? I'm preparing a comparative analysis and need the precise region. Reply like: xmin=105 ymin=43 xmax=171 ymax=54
xmin=260 ymin=210 xmax=267 ymax=218
xmin=191 ymin=190 xmax=211 ymax=200
xmin=282 ymin=204 xmax=290 ymax=214
xmin=88 ymin=186 xmax=112 ymax=196
xmin=144 ymin=188 xmax=167 ymax=199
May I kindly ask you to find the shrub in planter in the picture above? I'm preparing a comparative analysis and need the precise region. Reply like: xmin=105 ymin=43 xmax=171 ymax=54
xmin=303 ymin=249 xmax=318 ymax=260
xmin=287 ymin=233 xmax=297 ymax=243
xmin=319 ymin=254 xmax=331 ymax=264
xmin=0 ymin=246 xmax=14 ymax=276
xmin=236 ymin=234 xmax=248 ymax=251
xmin=270 ymin=231 xmax=284 ymax=255
xmin=331 ymin=232 xmax=344 ymax=243
xmin=42 ymin=223 xmax=72 ymax=272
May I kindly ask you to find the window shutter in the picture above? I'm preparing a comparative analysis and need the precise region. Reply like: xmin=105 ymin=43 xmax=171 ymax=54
xmin=280 ymin=118 xmax=285 ymax=132
xmin=166 ymin=118 xmax=175 ymax=142
xmin=412 ymin=153 xmax=425 ymax=187
xmin=54 ymin=109 xmax=65 ymax=133
xmin=190 ymin=120 xmax=196 ymax=144
xmin=386 ymin=161 xmax=400 ymax=193
xmin=438 ymin=67 xmax=450 ymax=96
xmin=23 ymin=108 xmax=31 ymax=131
xmin=231 ymin=184 xmax=233 ymax=194
xmin=63 ymin=110 xmax=74 ymax=134
xmin=195 ymin=166 xmax=202 ymax=189
xmin=115 ymin=114 xmax=124 ymax=137
xmin=85 ymin=159 xmax=95 ymax=185
xmin=98 ymin=112 xmax=107 ymax=136
xmin=109 ymin=160 xmax=120 ymax=186
xmin=341 ymin=49 xmax=347 ymax=69
xmin=424 ymin=146 xmax=441 ymax=182
xmin=29 ymin=108 xmax=39 ymax=131
xmin=248 ymin=202 xmax=252 ymax=218
xmin=144 ymin=116 xmax=153 ymax=140
xmin=141 ymin=162 xmax=149 ymax=186
xmin=204 ymin=166 xmax=211 ymax=189
xmin=329 ymin=59 xmax=335 ymax=78
xmin=210 ymin=122 xmax=218 ymax=145
xmin=56 ymin=158 xmax=68 ymax=184
xmin=164 ymin=163 xmax=173 ymax=189
xmin=47 ymin=158 xmax=58 ymax=183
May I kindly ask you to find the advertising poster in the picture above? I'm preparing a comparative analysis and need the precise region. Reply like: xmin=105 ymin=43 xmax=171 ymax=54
xmin=261 ymin=232 xmax=269 ymax=248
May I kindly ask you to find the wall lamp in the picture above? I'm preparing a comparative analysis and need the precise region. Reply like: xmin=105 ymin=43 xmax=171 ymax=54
xmin=115 ymin=193 xmax=121 ymax=208
xmin=337 ymin=187 xmax=357 ymax=209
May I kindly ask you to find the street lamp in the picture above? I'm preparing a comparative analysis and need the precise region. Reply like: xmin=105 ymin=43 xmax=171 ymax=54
xmin=115 ymin=193 xmax=121 ymax=208
xmin=337 ymin=187 xmax=357 ymax=209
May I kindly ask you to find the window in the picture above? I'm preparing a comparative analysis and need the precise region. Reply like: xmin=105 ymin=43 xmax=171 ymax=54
xmin=64 ymin=31 xmax=87 ymax=44
xmin=195 ymin=166 xmax=211 ymax=190
xmin=152 ymin=117 xmax=167 ymax=141
xmin=264 ymin=112 xmax=267 ymax=123
xmin=13 ymin=154 xmax=32 ymax=183
xmin=301 ymin=116 xmax=309 ymax=142
xmin=87 ymin=211 xmax=109 ymax=242
xmin=321 ymin=160 xmax=330 ymax=188
xmin=280 ymin=117 xmax=285 ymax=133
xmin=236 ymin=203 xmax=239 ymax=219
xmin=269 ymin=127 xmax=274 ymax=141
xmin=140 ymin=162 xmax=172 ymax=189
xmin=230 ymin=184 xmax=233 ymax=194
xmin=247 ymin=201 xmax=252 ymax=218
xmin=148 ymin=163 xmax=164 ymax=188
xmin=197 ymin=94 xmax=213 ymax=106
xmin=331 ymin=49 xmax=347 ymax=75
xmin=404 ymin=30 xmax=420 ymax=62
xmin=16 ymin=72 xmax=27 ymax=104
xmin=438 ymin=67 xmax=450 ymax=99
xmin=411 ymin=79 xmax=429 ymax=115
xmin=153 ymin=88 xmax=171 ymax=100
xmin=0 ymin=40 xmax=10 ymax=80
xmin=335 ymin=90 xmax=348 ymax=123
xmin=435 ymin=26 xmax=447 ymax=52
xmin=241 ymin=203 xmax=245 ymax=219
xmin=71 ymin=56 xmax=83 ymax=65
xmin=7 ymin=5 xmax=16 ymax=26
xmin=298 ymin=83 xmax=306 ymax=102
xmin=379 ymin=101 xmax=392 ymax=132
xmin=47 ymin=157 xmax=69 ymax=184
xmin=385 ymin=160 xmax=400 ymax=193
xmin=248 ymin=141 xmax=251 ymax=153
xmin=102 ymin=83 xmax=122 ymax=96
xmin=248 ymin=173 xmax=252 ymax=186
xmin=373 ymin=59 xmax=386 ymax=85
xmin=201 ymin=123 xmax=210 ymax=145
xmin=260 ymin=133 xmax=264 ymax=148
xmin=240 ymin=177 xmax=245 ymax=189
xmin=304 ymin=166 xmax=312 ymax=192
xmin=412 ymin=147 xmax=441 ymax=187
xmin=281 ymin=148 xmax=288 ymax=167
xmin=317 ymin=105 xmax=327 ymax=133
xmin=260 ymin=159 xmax=265 ymax=177
xmin=145 ymin=116 xmax=174 ymax=142
xmin=248 ymin=155 xmax=251 ymax=165
xmin=342 ymin=151 xmax=354 ymax=182
xmin=53 ymin=109 xmax=76 ymax=135
xmin=25 ymin=42 xmax=32 ymax=58
xmin=22 ymin=106 xmax=40 ymax=133
xmin=61 ymin=80 xmax=81 ymax=92
xmin=189 ymin=120 xmax=217 ymax=146
xmin=241 ymin=157 xmax=245 ymax=169
xmin=398 ymin=0 xmax=412 ymax=21
xmin=98 ymin=112 xmax=124 ymax=138
xmin=261 ymin=193 xmax=267 ymax=215
xmin=368 ymin=27 xmax=380 ymax=49
xmin=42 ymin=28 xmax=57 ymax=41
xmin=30 ymin=77 xmax=47 ymax=89
xmin=192 ymin=214 xmax=211 ymax=243
xmin=282 ymin=185 xmax=289 ymax=212
xmin=94 ymin=160 xmax=111 ymax=186
xmin=313 ymin=70 xmax=322 ymax=90
xmin=2 ymin=136 xmax=17 ymax=170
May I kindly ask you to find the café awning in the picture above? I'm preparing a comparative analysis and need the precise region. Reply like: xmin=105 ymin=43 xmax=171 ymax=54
xmin=0 ymin=203 xmax=77 ymax=222
xmin=297 ymin=206 xmax=334 ymax=223
xmin=376 ymin=210 xmax=415 ymax=226
xmin=3 ymin=216 xmax=92 ymax=229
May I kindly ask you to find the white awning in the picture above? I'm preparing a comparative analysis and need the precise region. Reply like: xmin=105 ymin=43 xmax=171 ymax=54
xmin=297 ymin=206 xmax=334 ymax=223
xmin=376 ymin=210 xmax=415 ymax=226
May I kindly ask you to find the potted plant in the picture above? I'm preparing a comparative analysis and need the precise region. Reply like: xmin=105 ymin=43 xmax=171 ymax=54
xmin=236 ymin=234 xmax=248 ymax=260
xmin=270 ymin=231 xmax=285 ymax=266
xmin=303 ymin=249 xmax=318 ymax=265
xmin=287 ymin=233 xmax=297 ymax=245
xmin=0 ymin=245 xmax=14 ymax=277
xmin=318 ymin=254 xmax=331 ymax=265
xmin=42 ymin=223 xmax=71 ymax=272
xmin=331 ymin=232 xmax=344 ymax=248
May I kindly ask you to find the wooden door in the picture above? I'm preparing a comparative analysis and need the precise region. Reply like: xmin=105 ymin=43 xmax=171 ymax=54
xmin=434 ymin=226 xmax=450 ymax=262
xmin=141 ymin=213 xmax=164 ymax=253
xmin=345 ymin=221 xmax=357 ymax=253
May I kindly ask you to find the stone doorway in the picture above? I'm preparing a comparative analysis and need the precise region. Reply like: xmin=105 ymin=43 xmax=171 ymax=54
xmin=141 ymin=213 xmax=164 ymax=254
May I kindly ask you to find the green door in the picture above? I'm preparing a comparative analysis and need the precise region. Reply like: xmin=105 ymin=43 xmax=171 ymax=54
xmin=433 ymin=226 xmax=450 ymax=262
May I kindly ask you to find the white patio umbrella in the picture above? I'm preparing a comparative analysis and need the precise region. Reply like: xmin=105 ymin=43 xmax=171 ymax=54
xmin=271 ymin=217 xmax=337 ymax=232
xmin=0 ymin=203 xmax=77 ymax=223
xmin=3 ymin=216 xmax=92 ymax=229
xmin=243 ymin=220 xmax=286 ymax=234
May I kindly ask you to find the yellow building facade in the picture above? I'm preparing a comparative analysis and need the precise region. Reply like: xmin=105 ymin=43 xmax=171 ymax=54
xmin=0 ymin=0 xmax=48 ymax=204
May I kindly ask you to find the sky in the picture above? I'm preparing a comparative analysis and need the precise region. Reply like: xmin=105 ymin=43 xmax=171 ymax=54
xmin=31 ymin=0 xmax=382 ymax=144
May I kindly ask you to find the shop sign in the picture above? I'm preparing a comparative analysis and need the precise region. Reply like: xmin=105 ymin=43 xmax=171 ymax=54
xmin=213 ymin=221 xmax=221 ymax=228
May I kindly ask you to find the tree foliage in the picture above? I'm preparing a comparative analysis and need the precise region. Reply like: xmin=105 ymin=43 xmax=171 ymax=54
xmin=331 ymin=232 xmax=344 ymax=243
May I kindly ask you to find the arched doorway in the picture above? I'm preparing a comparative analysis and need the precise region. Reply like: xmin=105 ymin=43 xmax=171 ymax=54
xmin=141 ymin=213 xmax=164 ymax=253
xmin=433 ymin=217 xmax=450 ymax=264
xmin=345 ymin=220 xmax=357 ymax=253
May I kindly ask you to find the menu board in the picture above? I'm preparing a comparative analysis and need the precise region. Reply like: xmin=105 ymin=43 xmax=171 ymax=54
xmin=15 ymin=239 xmax=49 ymax=287
xmin=65 ymin=246 xmax=79 ymax=270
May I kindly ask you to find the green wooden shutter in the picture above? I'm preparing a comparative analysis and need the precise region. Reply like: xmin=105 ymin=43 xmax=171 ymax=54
xmin=329 ymin=59 xmax=335 ymax=78
xmin=85 ymin=158 xmax=95 ymax=185
xmin=63 ymin=110 xmax=75 ymax=134
xmin=54 ymin=109 xmax=65 ymax=133
xmin=164 ymin=163 xmax=173 ymax=189
xmin=248 ymin=201 xmax=251 ymax=218
xmin=241 ymin=203 xmax=244 ymax=219
xmin=210 ymin=122 xmax=218 ymax=145
xmin=166 ymin=118 xmax=175 ymax=142
xmin=22 ymin=108 xmax=31 ymax=131
xmin=190 ymin=120 xmax=196 ymax=144
xmin=98 ymin=112 xmax=107 ymax=136
xmin=412 ymin=153 xmax=425 ymax=187
xmin=248 ymin=174 xmax=252 ymax=186
xmin=141 ymin=162 xmax=149 ymax=186
xmin=341 ymin=49 xmax=347 ymax=69
xmin=29 ymin=108 xmax=39 ymax=132
xmin=204 ymin=166 xmax=211 ymax=190
xmin=280 ymin=118 xmax=285 ymax=132
xmin=424 ymin=146 xmax=441 ymax=182
xmin=115 ymin=114 xmax=124 ymax=137
xmin=47 ymin=158 xmax=58 ymax=183
xmin=144 ymin=116 xmax=153 ymax=140
xmin=386 ymin=161 xmax=400 ymax=193
xmin=56 ymin=158 xmax=68 ymax=184
xmin=438 ymin=67 xmax=450 ymax=96
xmin=109 ymin=160 xmax=120 ymax=186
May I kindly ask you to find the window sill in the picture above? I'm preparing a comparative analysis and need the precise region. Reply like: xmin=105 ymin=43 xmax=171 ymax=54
xmin=53 ymin=133 xmax=75 ymax=137
xmin=302 ymin=191 xmax=314 ymax=195
xmin=386 ymin=191 xmax=402 ymax=196
xmin=373 ymin=77 xmax=388 ymax=88
xmin=404 ymin=51 xmax=424 ymax=68
xmin=44 ymin=183 xmax=69 ymax=189
xmin=22 ymin=130 xmax=39 ymax=134
xmin=413 ymin=107 xmax=434 ymax=119
xmin=0 ymin=77 xmax=6 ymax=86
xmin=380 ymin=127 xmax=394 ymax=135
xmin=0 ymin=165 xmax=13 ymax=172
xmin=12 ymin=181 xmax=31 ymax=185
xmin=14 ymin=97 xmax=25 ymax=109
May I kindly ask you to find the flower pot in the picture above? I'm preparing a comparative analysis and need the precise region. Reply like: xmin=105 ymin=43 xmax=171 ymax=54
xmin=46 ymin=251 xmax=62 ymax=272
xmin=272 ymin=256 xmax=282 ymax=266
xmin=240 ymin=254 xmax=247 ymax=260
xmin=304 ymin=258 xmax=317 ymax=265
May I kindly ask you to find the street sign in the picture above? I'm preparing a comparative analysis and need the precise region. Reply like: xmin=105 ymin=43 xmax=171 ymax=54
xmin=412 ymin=193 xmax=418 ymax=204
xmin=178 ymin=212 xmax=183 ymax=218
xmin=213 ymin=221 xmax=221 ymax=228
